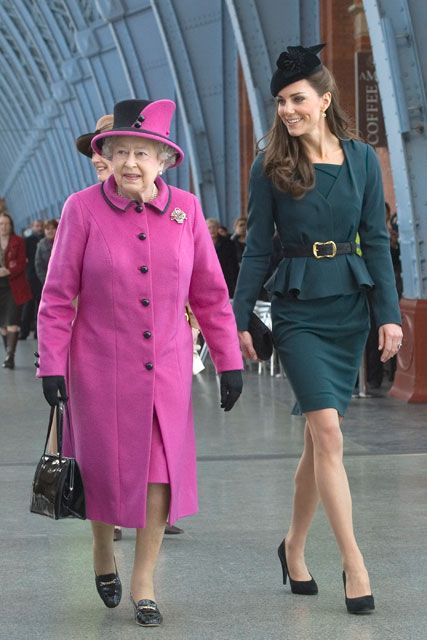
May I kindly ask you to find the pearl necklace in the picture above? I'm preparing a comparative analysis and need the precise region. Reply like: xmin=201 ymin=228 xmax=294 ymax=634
xmin=148 ymin=183 xmax=158 ymax=201
xmin=117 ymin=183 xmax=157 ymax=202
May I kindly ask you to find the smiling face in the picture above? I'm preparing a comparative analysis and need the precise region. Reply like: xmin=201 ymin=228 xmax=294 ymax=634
xmin=44 ymin=224 xmax=57 ymax=241
xmin=110 ymin=137 xmax=164 ymax=199
xmin=91 ymin=152 xmax=112 ymax=182
xmin=276 ymin=79 xmax=331 ymax=138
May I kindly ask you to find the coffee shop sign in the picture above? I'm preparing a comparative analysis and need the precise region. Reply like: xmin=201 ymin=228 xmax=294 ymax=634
xmin=356 ymin=52 xmax=386 ymax=147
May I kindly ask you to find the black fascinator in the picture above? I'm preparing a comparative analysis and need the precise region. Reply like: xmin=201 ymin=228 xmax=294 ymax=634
xmin=270 ymin=44 xmax=325 ymax=96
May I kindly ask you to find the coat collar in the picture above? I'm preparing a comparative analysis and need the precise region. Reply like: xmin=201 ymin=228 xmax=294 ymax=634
xmin=101 ymin=174 xmax=171 ymax=215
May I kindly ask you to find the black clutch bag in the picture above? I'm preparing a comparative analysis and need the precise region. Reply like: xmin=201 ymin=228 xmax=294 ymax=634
xmin=248 ymin=311 xmax=274 ymax=361
xmin=30 ymin=401 xmax=86 ymax=520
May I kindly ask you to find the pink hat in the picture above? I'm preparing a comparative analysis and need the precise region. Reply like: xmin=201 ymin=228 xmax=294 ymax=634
xmin=91 ymin=99 xmax=184 ymax=168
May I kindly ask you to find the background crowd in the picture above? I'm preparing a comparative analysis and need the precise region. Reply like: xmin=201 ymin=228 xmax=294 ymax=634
xmin=0 ymin=213 xmax=58 ymax=368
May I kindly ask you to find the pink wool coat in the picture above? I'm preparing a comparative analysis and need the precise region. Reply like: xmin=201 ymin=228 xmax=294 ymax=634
xmin=37 ymin=175 xmax=243 ymax=528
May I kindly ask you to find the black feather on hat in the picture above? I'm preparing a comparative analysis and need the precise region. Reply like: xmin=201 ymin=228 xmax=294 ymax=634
xmin=270 ymin=44 xmax=325 ymax=96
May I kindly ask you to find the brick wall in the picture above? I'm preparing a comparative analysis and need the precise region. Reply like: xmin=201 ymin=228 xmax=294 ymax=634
xmin=321 ymin=0 xmax=357 ymax=128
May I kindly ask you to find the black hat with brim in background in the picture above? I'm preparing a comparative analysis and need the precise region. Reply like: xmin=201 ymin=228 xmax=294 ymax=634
xmin=75 ymin=114 xmax=114 ymax=158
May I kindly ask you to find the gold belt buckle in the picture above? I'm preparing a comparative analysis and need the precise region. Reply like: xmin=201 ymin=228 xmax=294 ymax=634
xmin=312 ymin=240 xmax=337 ymax=259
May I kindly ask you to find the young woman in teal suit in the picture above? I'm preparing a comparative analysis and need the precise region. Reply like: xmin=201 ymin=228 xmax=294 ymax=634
xmin=233 ymin=45 xmax=402 ymax=614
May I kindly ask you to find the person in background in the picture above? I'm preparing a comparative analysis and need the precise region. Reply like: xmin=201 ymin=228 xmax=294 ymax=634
xmin=37 ymin=98 xmax=243 ymax=627
xmin=218 ymin=224 xmax=230 ymax=238
xmin=385 ymin=204 xmax=402 ymax=382
xmin=76 ymin=113 xmax=184 ymax=539
xmin=35 ymin=220 xmax=59 ymax=286
xmin=206 ymin=217 xmax=240 ymax=297
xmin=365 ymin=203 xmax=403 ymax=388
xmin=386 ymin=204 xmax=403 ymax=299
xmin=19 ymin=219 xmax=44 ymax=340
xmin=231 ymin=217 xmax=247 ymax=264
xmin=76 ymin=114 xmax=123 ymax=542
xmin=0 ymin=212 xmax=32 ymax=368
xmin=76 ymin=113 xmax=115 ymax=182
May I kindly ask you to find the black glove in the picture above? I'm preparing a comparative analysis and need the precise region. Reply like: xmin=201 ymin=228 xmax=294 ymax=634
xmin=220 ymin=370 xmax=243 ymax=412
xmin=42 ymin=376 xmax=67 ymax=407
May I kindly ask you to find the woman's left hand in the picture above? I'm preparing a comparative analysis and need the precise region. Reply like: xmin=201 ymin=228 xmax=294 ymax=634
xmin=220 ymin=370 xmax=243 ymax=411
xmin=378 ymin=323 xmax=403 ymax=363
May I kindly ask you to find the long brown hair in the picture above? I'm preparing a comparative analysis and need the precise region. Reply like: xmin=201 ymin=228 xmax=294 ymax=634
xmin=259 ymin=66 xmax=358 ymax=198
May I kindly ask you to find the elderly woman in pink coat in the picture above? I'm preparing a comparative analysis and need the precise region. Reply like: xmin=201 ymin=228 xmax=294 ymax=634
xmin=37 ymin=98 xmax=243 ymax=628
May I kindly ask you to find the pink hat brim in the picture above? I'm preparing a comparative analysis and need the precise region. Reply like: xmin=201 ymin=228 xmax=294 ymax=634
xmin=91 ymin=130 xmax=184 ymax=168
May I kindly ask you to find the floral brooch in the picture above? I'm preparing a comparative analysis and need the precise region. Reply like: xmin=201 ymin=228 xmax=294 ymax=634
xmin=170 ymin=208 xmax=187 ymax=224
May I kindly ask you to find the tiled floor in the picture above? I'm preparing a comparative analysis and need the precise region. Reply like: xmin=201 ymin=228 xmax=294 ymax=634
xmin=1 ymin=340 xmax=426 ymax=639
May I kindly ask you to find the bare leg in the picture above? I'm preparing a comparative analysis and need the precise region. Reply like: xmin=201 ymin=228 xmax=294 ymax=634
xmin=91 ymin=521 xmax=115 ymax=575
xmin=284 ymin=421 xmax=319 ymax=580
xmin=131 ymin=483 xmax=170 ymax=602
xmin=306 ymin=408 xmax=371 ymax=598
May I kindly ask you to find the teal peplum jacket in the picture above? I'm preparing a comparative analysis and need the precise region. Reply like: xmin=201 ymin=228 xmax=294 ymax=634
xmin=233 ymin=139 xmax=401 ymax=330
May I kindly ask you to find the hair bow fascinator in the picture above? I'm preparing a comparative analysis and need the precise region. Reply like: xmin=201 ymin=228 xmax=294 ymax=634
xmin=270 ymin=44 xmax=325 ymax=96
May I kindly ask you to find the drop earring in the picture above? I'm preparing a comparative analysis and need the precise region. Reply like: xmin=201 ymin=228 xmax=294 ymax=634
xmin=159 ymin=169 xmax=163 ymax=175
xmin=322 ymin=111 xmax=327 ymax=118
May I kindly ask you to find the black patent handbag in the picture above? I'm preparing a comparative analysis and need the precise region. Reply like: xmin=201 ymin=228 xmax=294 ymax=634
xmin=30 ymin=401 xmax=86 ymax=520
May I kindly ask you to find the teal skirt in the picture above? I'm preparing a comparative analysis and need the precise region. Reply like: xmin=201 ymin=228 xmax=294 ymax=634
xmin=271 ymin=292 xmax=370 ymax=416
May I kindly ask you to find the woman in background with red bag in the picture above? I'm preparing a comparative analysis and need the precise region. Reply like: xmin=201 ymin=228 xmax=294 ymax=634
xmin=0 ymin=212 xmax=32 ymax=369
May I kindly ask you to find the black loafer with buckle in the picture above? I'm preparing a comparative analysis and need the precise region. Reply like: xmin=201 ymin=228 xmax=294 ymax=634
xmin=130 ymin=596 xmax=163 ymax=626
xmin=94 ymin=558 xmax=122 ymax=608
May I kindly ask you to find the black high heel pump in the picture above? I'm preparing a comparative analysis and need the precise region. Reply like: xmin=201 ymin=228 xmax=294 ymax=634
xmin=277 ymin=540 xmax=318 ymax=595
xmin=342 ymin=571 xmax=375 ymax=614
xmin=94 ymin=557 xmax=122 ymax=608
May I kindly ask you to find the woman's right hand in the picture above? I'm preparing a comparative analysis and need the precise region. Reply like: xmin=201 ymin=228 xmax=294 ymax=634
xmin=238 ymin=330 xmax=258 ymax=362
xmin=42 ymin=376 xmax=67 ymax=406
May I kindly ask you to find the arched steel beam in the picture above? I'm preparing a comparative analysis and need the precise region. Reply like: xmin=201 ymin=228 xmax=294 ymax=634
xmin=364 ymin=0 xmax=426 ymax=298
xmin=96 ymin=2 xmax=189 ymax=191
xmin=38 ymin=2 xmax=98 ymax=188
xmin=0 ymin=0 xmax=113 ymax=214
xmin=95 ymin=0 xmax=146 ymax=98
xmin=0 ymin=11 xmax=72 ymax=205
xmin=152 ymin=0 xmax=239 ymax=219
xmin=62 ymin=2 xmax=112 ymax=115
xmin=224 ymin=0 xmax=271 ymax=140
xmin=0 ymin=4 xmax=49 ymax=96
xmin=0 ymin=85 xmax=41 ymax=221
xmin=150 ymin=0 xmax=219 ymax=212
xmin=13 ymin=0 xmax=87 ymax=190
xmin=0 ymin=77 xmax=49 ymax=214
xmin=225 ymin=0 xmax=319 ymax=140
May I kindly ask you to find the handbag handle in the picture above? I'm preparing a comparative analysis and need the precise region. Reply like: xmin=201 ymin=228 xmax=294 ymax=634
xmin=42 ymin=401 xmax=69 ymax=459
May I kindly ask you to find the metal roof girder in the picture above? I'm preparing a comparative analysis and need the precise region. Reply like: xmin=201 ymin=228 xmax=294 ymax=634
xmin=150 ymin=0 xmax=219 ymax=213
xmin=364 ymin=0 xmax=425 ymax=298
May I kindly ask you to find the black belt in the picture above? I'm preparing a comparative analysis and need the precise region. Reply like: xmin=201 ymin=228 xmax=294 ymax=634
xmin=282 ymin=241 xmax=356 ymax=259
